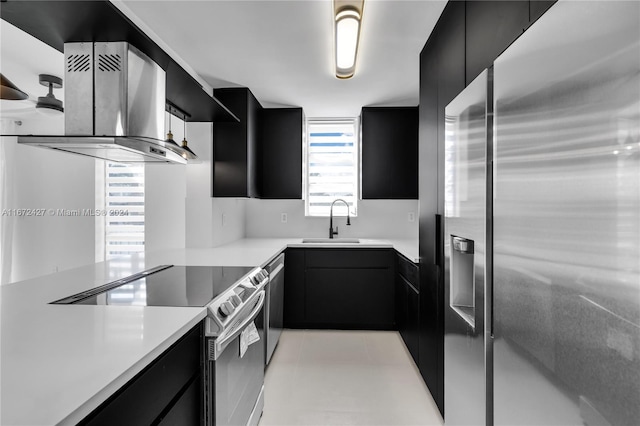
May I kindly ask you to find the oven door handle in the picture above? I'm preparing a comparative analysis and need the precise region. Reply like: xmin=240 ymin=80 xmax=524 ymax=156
xmin=214 ymin=290 xmax=266 ymax=359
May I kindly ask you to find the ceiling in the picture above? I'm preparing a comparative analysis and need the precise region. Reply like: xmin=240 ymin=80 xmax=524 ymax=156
xmin=0 ymin=1 xmax=445 ymax=121
xmin=0 ymin=20 xmax=65 ymax=126
xmin=117 ymin=0 xmax=446 ymax=117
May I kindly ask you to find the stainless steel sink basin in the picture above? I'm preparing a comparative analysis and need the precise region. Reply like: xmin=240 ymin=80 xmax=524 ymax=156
xmin=301 ymin=238 xmax=360 ymax=244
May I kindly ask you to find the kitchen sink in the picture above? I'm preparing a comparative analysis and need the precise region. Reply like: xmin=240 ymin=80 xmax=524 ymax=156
xmin=301 ymin=238 xmax=361 ymax=244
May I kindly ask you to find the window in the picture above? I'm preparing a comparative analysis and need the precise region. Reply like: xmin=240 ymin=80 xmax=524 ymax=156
xmin=305 ymin=119 xmax=359 ymax=217
xmin=97 ymin=162 xmax=145 ymax=261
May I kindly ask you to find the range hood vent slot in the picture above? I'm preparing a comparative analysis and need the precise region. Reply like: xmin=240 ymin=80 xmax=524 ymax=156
xmin=97 ymin=54 xmax=122 ymax=72
xmin=67 ymin=54 xmax=91 ymax=73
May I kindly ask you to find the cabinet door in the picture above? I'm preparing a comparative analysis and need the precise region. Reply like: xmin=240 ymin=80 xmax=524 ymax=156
xmin=260 ymin=108 xmax=303 ymax=199
xmin=397 ymin=253 xmax=420 ymax=365
xmin=406 ymin=279 xmax=420 ymax=365
xmin=361 ymin=107 xmax=418 ymax=199
xmin=396 ymin=272 xmax=408 ymax=339
xmin=213 ymin=88 xmax=262 ymax=197
xmin=305 ymin=268 xmax=394 ymax=328
xmin=157 ymin=375 xmax=201 ymax=426
xmin=283 ymin=248 xmax=305 ymax=327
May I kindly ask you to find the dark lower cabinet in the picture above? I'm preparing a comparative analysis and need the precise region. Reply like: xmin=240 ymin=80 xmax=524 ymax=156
xmin=157 ymin=375 xmax=202 ymax=426
xmin=396 ymin=254 xmax=420 ymax=366
xmin=79 ymin=323 xmax=203 ymax=426
xmin=284 ymin=247 xmax=306 ymax=326
xmin=284 ymin=248 xmax=395 ymax=330
xmin=306 ymin=268 xmax=394 ymax=328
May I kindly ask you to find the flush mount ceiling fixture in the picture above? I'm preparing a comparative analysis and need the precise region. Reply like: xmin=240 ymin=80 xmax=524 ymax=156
xmin=334 ymin=0 xmax=364 ymax=79
xmin=36 ymin=74 xmax=64 ymax=115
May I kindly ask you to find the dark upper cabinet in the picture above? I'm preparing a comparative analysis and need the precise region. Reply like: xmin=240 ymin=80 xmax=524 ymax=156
xmin=361 ymin=107 xmax=418 ymax=199
xmin=213 ymin=88 xmax=263 ymax=198
xmin=465 ymin=0 xmax=530 ymax=84
xmin=529 ymin=1 xmax=557 ymax=25
xmin=259 ymin=108 xmax=303 ymax=199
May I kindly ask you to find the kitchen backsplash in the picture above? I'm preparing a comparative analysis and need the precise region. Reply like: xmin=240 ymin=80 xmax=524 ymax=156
xmin=244 ymin=199 xmax=418 ymax=239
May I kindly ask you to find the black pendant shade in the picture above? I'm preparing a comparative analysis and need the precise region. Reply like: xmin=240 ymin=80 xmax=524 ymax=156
xmin=180 ymin=119 xmax=201 ymax=162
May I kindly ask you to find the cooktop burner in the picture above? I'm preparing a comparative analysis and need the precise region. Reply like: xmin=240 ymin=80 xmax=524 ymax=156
xmin=55 ymin=265 xmax=255 ymax=307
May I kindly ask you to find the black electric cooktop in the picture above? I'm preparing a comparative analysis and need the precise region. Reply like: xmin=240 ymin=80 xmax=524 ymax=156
xmin=55 ymin=265 xmax=255 ymax=307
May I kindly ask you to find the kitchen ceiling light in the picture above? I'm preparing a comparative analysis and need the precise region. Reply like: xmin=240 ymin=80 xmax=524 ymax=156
xmin=180 ymin=119 xmax=201 ymax=163
xmin=335 ymin=7 xmax=361 ymax=79
xmin=35 ymin=74 xmax=63 ymax=114
xmin=0 ymin=73 xmax=29 ymax=100
xmin=164 ymin=111 xmax=180 ymax=148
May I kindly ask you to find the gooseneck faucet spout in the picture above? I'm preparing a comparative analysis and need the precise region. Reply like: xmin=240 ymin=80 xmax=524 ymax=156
xmin=329 ymin=199 xmax=351 ymax=239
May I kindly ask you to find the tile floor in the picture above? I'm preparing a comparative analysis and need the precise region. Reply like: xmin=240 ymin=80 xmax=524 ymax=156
xmin=259 ymin=329 xmax=444 ymax=426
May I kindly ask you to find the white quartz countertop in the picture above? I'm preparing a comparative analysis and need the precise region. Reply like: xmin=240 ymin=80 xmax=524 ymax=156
xmin=0 ymin=263 xmax=206 ymax=426
xmin=1 ymin=237 xmax=417 ymax=425
xmin=144 ymin=238 xmax=419 ymax=267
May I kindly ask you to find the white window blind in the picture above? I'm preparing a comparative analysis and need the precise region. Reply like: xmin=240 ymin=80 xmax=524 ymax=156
xmin=104 ymin=162 xmax=145 ymax=260
xmin=306 ymin=119 xmax=358 ymax=217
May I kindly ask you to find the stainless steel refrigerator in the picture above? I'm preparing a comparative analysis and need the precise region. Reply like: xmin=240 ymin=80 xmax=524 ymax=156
xmin=444 ymin=67 xmax=492 ymax=426
xmin=445 ymin=1 xmax=639 ymax=425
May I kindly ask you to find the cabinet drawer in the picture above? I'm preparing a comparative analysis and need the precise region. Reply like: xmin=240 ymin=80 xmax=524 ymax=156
xmin=157 ymin=374 xmax=201 ymax=426
xmin=305 ymin=249 xmax=393 ymax=269
xmin=80 ymin=324 xmax=202 ymax=426
xmin=397 ymin=254 xmax=419 ymax=290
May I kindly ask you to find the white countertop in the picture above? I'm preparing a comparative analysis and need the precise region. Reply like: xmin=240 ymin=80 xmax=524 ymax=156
xmin=144 ymin=238 xmax=419 ymax=267
xmin=0 ymin=263 xmax=206 ymax=426
xmin=0 ymin=237 xmax=417 ymax=425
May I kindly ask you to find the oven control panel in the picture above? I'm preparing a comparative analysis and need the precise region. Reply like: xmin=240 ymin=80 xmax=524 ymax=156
xmin=205 ymin=268 xmax=269 ymax=336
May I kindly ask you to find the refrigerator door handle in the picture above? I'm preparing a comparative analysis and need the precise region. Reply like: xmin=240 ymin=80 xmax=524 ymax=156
xmin=435 ymin=214 xmax=443 ymax=267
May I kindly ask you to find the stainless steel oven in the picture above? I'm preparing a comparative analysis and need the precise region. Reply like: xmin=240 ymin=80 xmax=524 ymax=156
xmin=205 ymin=291 xmax=266 ymax=426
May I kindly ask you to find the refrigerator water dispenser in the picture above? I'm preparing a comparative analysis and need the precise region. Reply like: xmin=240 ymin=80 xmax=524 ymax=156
xmin=450 ymin=236 xmax=475 ymax=328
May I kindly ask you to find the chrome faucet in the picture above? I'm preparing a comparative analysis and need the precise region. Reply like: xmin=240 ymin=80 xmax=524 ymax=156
xmin=329 ymin=199 xmax=351 ymax=239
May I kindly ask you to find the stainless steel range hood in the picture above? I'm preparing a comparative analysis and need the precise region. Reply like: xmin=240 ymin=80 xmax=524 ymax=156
xmin=18 ymin=42 xmax=192 ymax=164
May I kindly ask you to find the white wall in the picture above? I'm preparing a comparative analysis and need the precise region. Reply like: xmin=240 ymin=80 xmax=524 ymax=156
xmin=0 ymin=120 xmax=96 ymax=284
xmin=144 ymin=112 xmax=188 ymax=252
xmin=211 ymin=198 xmax=246 ymax=246
xmin=245 ymin=199 xmax=418 ymax=239
xmin=184 ymin=121 xmax=246 ymax=248
xmin=0 ymin=21 xmax=97 ymax=284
